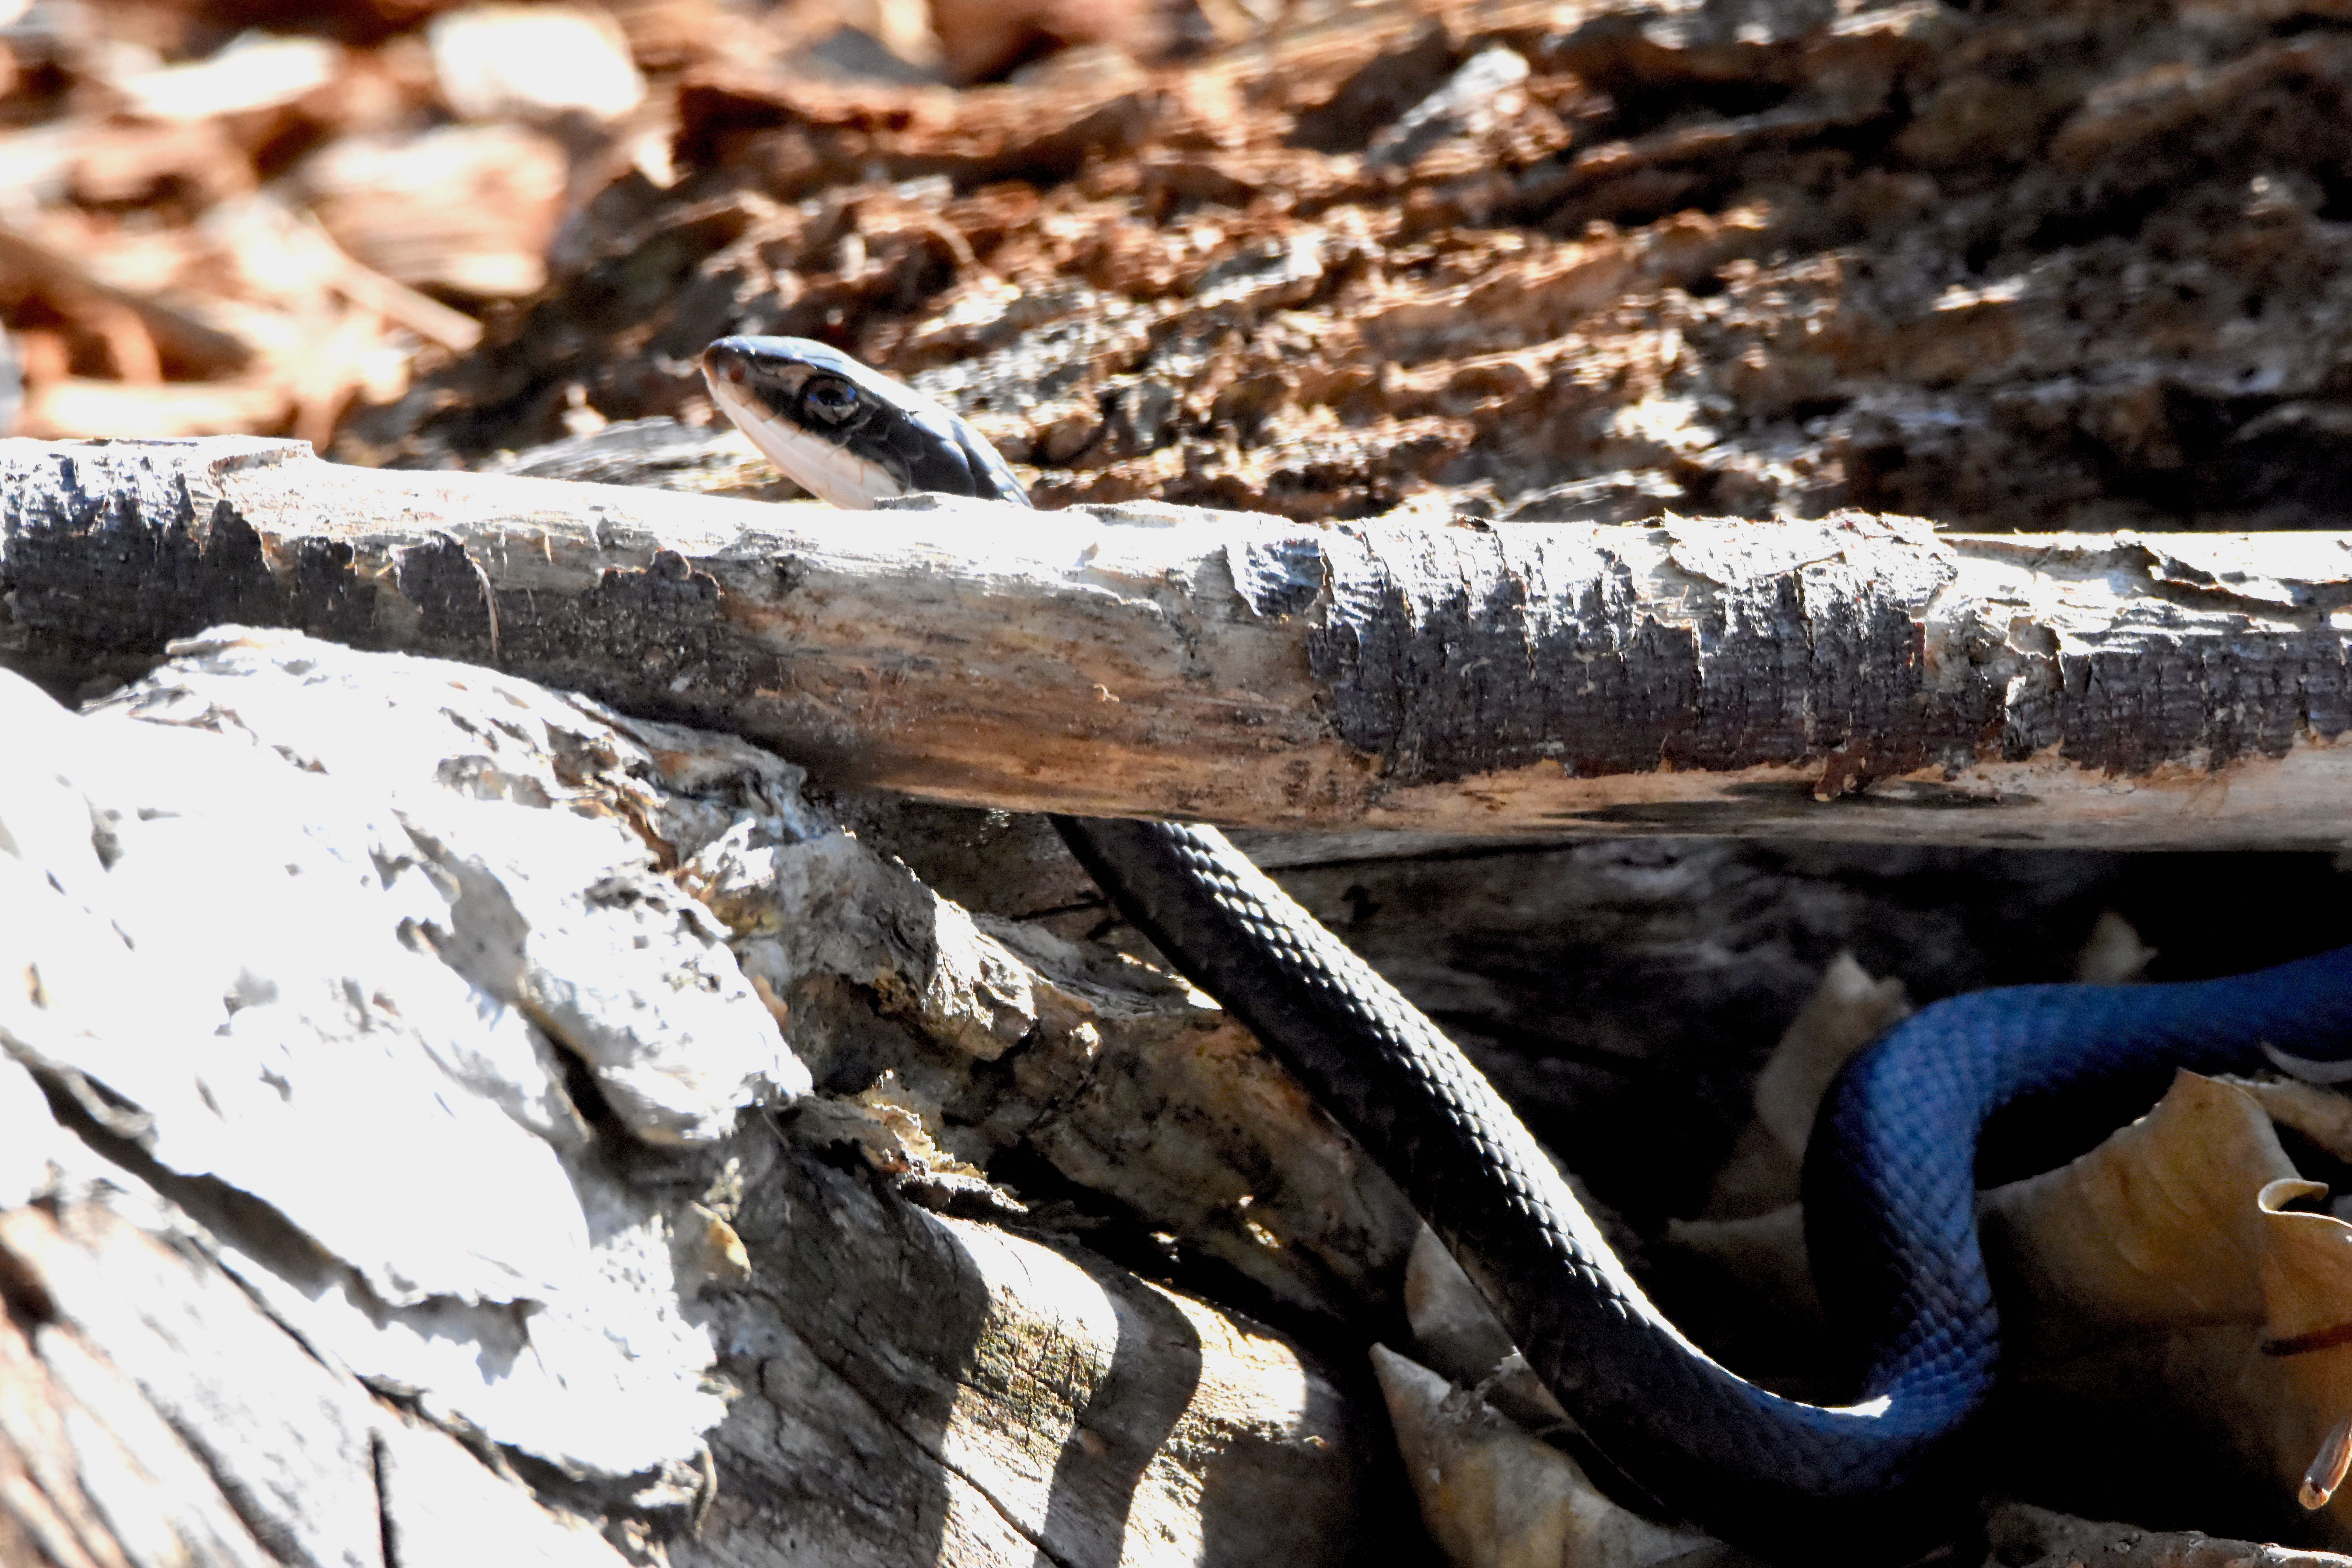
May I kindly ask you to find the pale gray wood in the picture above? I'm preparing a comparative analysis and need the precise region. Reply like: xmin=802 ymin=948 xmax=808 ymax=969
xmin=7 ymin=437 xmax=2352 ymax=848
xmin=0 ymin=626 xmax=1380 ymax=1568
xmin=681 ymin=1134 xmax=1371 ymax=1568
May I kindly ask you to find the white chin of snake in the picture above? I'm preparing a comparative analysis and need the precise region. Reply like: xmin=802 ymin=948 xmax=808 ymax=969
xmin=709 ymin=381 xmax=903 ymax=510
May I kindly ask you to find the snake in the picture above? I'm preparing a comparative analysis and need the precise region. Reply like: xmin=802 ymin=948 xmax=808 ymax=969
xmin=699 ymin=332 xmax=2352 ymax=1555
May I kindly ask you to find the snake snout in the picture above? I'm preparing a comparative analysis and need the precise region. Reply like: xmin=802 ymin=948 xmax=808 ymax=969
xmin=702 ymin=339 xmax=753 ymax=386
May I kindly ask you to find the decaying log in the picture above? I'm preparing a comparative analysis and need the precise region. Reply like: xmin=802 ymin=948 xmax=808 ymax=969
xmin=6 ymin=517 xmax=2347 ymax=1567
xmin=1985 ymin=1504 xmax=2352 ymax=1568
xmin=0 ymin=628 xmax=1376 ymax=1567
xmin=9 ymin=437 xmax=2352 ymax=849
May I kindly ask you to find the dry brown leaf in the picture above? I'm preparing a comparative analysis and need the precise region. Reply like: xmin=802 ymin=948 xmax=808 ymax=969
xmin=1701 ymin=951 xmax=1910 ymax=1220
xmin=1662 ymin=1201 xmax=1819 ymax=1327
xmin=100 ymin=32 xmax=341 ymax=123
xmin=1982 ymin=1071 xmax=2352 ymax=1543
xmin=1370 ymin=1345 xmax=1712 ymax=1568
xmin=2074 ymin=911 xmax=2158 ymax=984
xmin=427 ymin=5 xmax=646 ymax=123
xmin=2255 ymin=1177 xmax=2352 ymax=1531
xmin=301 ymin=125 xmax=569 ymax=299
xmin=2233 ymin=1076 xmax=2352 ymax=1168
xmin=1982 ymin=1071 xmax=2291 ymax=1363
xmin=1662 ymin=1071 xmax=2352 ymax=1543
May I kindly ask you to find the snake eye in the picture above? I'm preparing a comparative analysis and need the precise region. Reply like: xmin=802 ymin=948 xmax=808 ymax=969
xmin=803 ymin=377 xmax=858 ymax=424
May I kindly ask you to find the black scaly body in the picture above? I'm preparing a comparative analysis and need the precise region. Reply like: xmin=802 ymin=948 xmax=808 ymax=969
xmin=701 ymin=334 xmax=2352 ymax=1556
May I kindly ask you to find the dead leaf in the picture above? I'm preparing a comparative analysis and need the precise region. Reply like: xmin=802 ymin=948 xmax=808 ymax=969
xmin=1371 ymin=1344 xmax=1712 ymax=1568
xmin=1702 ymin=951 xmax=1910 ymax=1220
xmin=1982 ymin=1071 xmax=2352 ymax=1544
xmin=1982 ymin=1071 xmax=2290 ymax=1363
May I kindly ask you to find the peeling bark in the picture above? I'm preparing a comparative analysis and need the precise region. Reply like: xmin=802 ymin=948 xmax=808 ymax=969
xmin=8 ymin=437 xmax=2352 ymax=848
xmin=0 ymin=628 xmax=1374 ymax=1568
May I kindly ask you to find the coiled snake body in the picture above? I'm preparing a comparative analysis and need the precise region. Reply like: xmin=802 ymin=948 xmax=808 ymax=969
xmin=701 ymin=334 xmax=2352 ymax=1555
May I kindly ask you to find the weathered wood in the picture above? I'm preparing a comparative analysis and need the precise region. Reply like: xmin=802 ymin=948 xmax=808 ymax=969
xmin=0 ymin=628 xmax=1378 ymax=1568
xmin=1984 ymin=1502 xmax=2352 ymax=1568
xmin=118 ymin=629 xmax=1423 ymax=1325
xmin=8 ymin=436 xmax=2352 ymax=849
xmin=691 ymin=1130 xmax=1369 ymax=1568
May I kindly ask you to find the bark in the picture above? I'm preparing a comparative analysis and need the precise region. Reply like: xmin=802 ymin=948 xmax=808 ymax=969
xmin=0 ymin=628 xmax=1375 ymax=1568
xmin=8 ymin=437 xmax=2352 ymax=849
xmin=1985 ymin=1504 xmax=2352 ymax=1568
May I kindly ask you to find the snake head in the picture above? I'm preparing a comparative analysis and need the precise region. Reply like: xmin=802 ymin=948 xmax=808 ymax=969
xmin=701 ymin=335 xmax=1031 ymax=510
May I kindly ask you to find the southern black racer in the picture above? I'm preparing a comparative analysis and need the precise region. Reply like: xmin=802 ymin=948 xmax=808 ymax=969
xmin=699 ymin=332 xmax=2352 ymax=1556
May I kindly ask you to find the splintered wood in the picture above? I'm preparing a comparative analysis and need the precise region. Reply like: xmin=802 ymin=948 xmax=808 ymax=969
xmin=12 ymin=437 xmax=2352 ymax=849
xmin=0 ymin=0 xmax=631 ymax=444
xmin=14 ymin=0 xmax=2352 ymax=538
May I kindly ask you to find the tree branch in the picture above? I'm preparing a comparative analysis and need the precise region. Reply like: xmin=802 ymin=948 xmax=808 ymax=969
xmin=7 ymin=436 xmax=2351 ymax=848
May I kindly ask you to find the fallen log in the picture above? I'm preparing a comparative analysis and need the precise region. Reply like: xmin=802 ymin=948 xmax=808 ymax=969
xmin=0 ymin=629 xmax=1374 ymax=1568
xmin=7 ymin=436 xmax=2352 ymax=848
